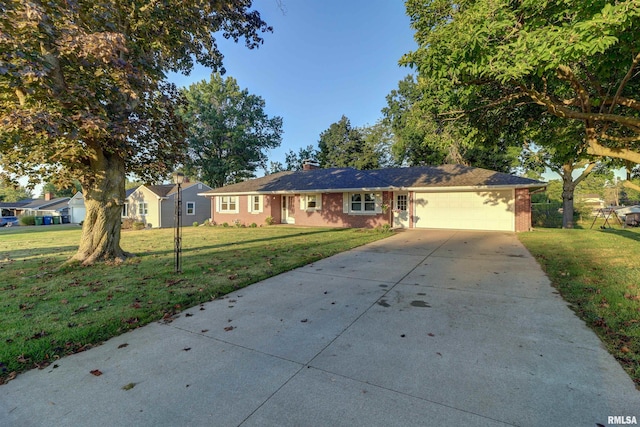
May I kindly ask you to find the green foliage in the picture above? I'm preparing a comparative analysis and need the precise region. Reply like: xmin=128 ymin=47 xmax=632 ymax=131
xmin=179 ymin=73 xmax=283 ymax=188
xmin=317 ymin=116 xmax=381 ymax=170
xmin=250 ymin=223 xmax=257 ymax=228
xmin=382 ymin=74 xmax=519 ymax=172
xmin=402 ymin=0 xmax=640 ymax=165
xmin=132 ymin=222 xmax=145 ymax=230
xmin=18 ymin=215 xmax=35 ymax=226
xmin=192 ymin=222 xmax=199 ymax=227
xmin=0 ymin=182 xmax=32 ymax=203
xmin=264 ymin=216 xmax=274 ymax=226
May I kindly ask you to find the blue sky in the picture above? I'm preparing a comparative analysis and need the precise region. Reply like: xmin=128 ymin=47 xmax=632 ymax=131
xmin=168 ymin=1 xmax=417 ymax=170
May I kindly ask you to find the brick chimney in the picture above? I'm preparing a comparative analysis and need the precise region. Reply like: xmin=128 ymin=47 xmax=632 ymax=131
xmin=302 ymin=159 xmax=320 ymax=171
xmin=44 ymin=192 xmax=54 ymax=201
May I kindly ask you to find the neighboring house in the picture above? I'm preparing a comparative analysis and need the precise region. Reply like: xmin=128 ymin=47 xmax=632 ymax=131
xmin=199 ymin=163 xmax=546 ymax=232
xmin=125 ymin=181 xmax=212 ymax=228
xmin=1 ymin=200 xmax=31 ymax=217
xmin=579 ymin=193 xmax=606 ymax=214
xmin=12 ymin=194 xmax=70 ymax=218
xmin=69 ymin=188 xmax=138 ymax=224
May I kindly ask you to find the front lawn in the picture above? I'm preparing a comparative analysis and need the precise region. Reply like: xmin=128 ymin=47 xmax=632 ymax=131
xmin=0 ymin=225 xmax=391 ymax=384
xmin=518 ymin=227 xmax=640 ymax=387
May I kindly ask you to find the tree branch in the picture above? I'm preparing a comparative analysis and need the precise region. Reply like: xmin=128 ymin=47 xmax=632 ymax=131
xmin=608 ymin=51 xmax=640 ymax=114
xmin=523 ymin=85 xmax=640 ymax=130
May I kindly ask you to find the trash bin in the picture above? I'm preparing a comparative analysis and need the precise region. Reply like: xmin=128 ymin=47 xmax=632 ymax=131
xmin=61 ymin=215 xmax=70 ymax=224
xmin=43 ymin=216 xmax=52 ymax=225
xmin=52 ymin=216 xmax=61 ymax=224
xmin=35 ymin=216 xmax=44 ymax=226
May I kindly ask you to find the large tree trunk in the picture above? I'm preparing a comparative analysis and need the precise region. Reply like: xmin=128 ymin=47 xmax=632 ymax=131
xmin=561 ymin=173 xmax=576 ymax=229
xmin=70 ymin=149 xmax=132 ymax=265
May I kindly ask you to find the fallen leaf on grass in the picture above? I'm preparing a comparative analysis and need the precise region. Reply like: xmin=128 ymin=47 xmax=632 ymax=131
xmin=621 ymin=346 xmax=631 ymax=353
xmin=90 ymin=369 xmax=102 ymax=376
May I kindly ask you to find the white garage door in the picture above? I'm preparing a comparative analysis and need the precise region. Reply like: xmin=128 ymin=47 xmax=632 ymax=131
xmin=414 ymin=190 xmax=514 ymax=231
xmin=71 ymin=207 xmax=86 ymax=224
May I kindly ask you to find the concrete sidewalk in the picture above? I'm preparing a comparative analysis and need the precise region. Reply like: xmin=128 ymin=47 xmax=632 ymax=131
xmin=1 ymin=230 xmax=639 ymax=427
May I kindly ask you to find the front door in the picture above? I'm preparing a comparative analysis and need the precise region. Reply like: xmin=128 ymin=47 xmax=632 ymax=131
xmin=393 ymin=193 xmax=409 ymax=228
xmin=281 ymin=195 xmax=296 ymax=224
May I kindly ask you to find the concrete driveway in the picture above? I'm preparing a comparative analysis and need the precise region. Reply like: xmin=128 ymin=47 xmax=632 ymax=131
xmin=2 ymin=230 xmax=639 ymax=427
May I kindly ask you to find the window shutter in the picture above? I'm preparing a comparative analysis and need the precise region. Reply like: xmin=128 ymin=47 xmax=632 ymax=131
xmin=258 ymin=195 xmax=263 ymax=213
xmin=375 ymin=193 xmax=382 ymax=213
xmin=300 ymin=194 xmax=306 ymax=210
xmin=248 ymin=195 xmax=252 ymax=213
xmin=343 ymin=193 xmax=349 ymax=213
xmin=316 ymin=194 xmax=322 ymax=210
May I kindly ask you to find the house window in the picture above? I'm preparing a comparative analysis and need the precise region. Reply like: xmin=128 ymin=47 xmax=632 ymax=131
xmin=396 ymin=194 xmax=408 ymax=211
xmin=122 ymin=202 xmax=128 ymax=217
xmin=351 ymin=193 xmax=376 ymax=212
xmin=219 ymin=196 xmax=238 ymax=213
xmin=186 ymin=202 xmax=195 ymax=215
xmin=301 ymin=194 xmax=321 ymax=211
xmin=248 ymin=195 xmax=263 ymax=213
xmin=138 ymin=202 xmax=148 ymax=215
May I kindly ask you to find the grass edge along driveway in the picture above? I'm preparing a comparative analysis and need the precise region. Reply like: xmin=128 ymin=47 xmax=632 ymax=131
xmin=518 ymin=227 xmax=640 ymax=389
xmin=0 ymin=225 xmax=392 ymax=384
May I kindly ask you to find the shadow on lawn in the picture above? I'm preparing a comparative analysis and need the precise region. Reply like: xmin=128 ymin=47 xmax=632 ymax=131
xmin=601 ymin=228 xmax=640 ymax=243
xmin=137 ymin=228 xmax=353 ymax=258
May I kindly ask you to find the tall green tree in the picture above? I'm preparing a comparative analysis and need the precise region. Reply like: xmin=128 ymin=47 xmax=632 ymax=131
xmin=0 ymin=1 xmax=271 ymax=264
xmin=0 ymin=182 xmax=32 ymax=203
xmin=382 ymin=75 xmax=519 ymax=172
xmin=317 ymin=116 xmax=380 ymax=169
xmin=402 ymin=0 xmax=640 ymax=166
xmin=179 ymin=74 xmax=282 ymax=188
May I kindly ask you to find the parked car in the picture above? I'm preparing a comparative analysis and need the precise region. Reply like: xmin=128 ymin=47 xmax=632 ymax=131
xmin=0 ymin=216 xmax=19 ymax=227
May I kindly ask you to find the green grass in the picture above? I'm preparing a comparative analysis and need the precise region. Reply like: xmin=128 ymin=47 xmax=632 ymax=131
xmin=0 ymin=224 xmax=391 ymax=383
xmin=518 ymin=226 xmax=640 ymax=387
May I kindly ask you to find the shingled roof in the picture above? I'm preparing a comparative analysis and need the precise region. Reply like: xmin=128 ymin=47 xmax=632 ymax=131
xmin=200 ymin=165 xmax=544 ymax=195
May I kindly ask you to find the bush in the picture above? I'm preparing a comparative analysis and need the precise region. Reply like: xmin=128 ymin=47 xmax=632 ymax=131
xmin=250 ymin=222 xmax=257 ymax=228
xmin=222 ymin=222 xmax=229 ymax=228
xmin=193 ymin=221 xmax=199 ymax=227
xmin=265 ymin=216 xmax=274 ymax=226
xmin=19 ymin=215 xmax=35 ymax=226
xmin=132 ymin=221 xmax=145 ymax=230
xmin=233 ymin=219 xmax=242 ymax=228
xmin=121 ymin=218 xmax=135 ymax=229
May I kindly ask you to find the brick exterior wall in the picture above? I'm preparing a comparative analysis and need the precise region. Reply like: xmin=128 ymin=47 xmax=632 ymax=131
xmin=514 ymin=188 xmax=532 ymax=232
xmin=209 ymin=192 xmax=393 ymax=228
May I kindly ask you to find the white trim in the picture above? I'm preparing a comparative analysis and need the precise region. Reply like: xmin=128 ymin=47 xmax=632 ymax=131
xmin=247 ymin=195 xmax=263 ymax=213
xmin=186 ymin=201 xmax=196 ymax=215
xmin=300 ymin=193 xmax=322 ymax=211
xmin=345 ymin=192 xmax=382 ymax=215
xmin=217 ymin=195 xmax=239 ymax=213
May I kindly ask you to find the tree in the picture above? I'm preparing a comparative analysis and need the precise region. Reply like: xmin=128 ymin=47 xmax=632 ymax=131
xmin=317 ymin=116 xmax=380 ymax=169
xmin=0 ymin=1 xmax=271 ymax=264
xmin=382 ymin=75 xmax=519 ymax=172
xmin=402 ymin=0 xmax=640 ymax=166
xmin=179 ymin=74 xmax=282 ymax=188
xmin=520 ymin=116 xmax=596 ymax=228
xmin=0 ymin=182 xmax=32 ymax=203
xmin=40 ymin=180 xmax=82 ymax=198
